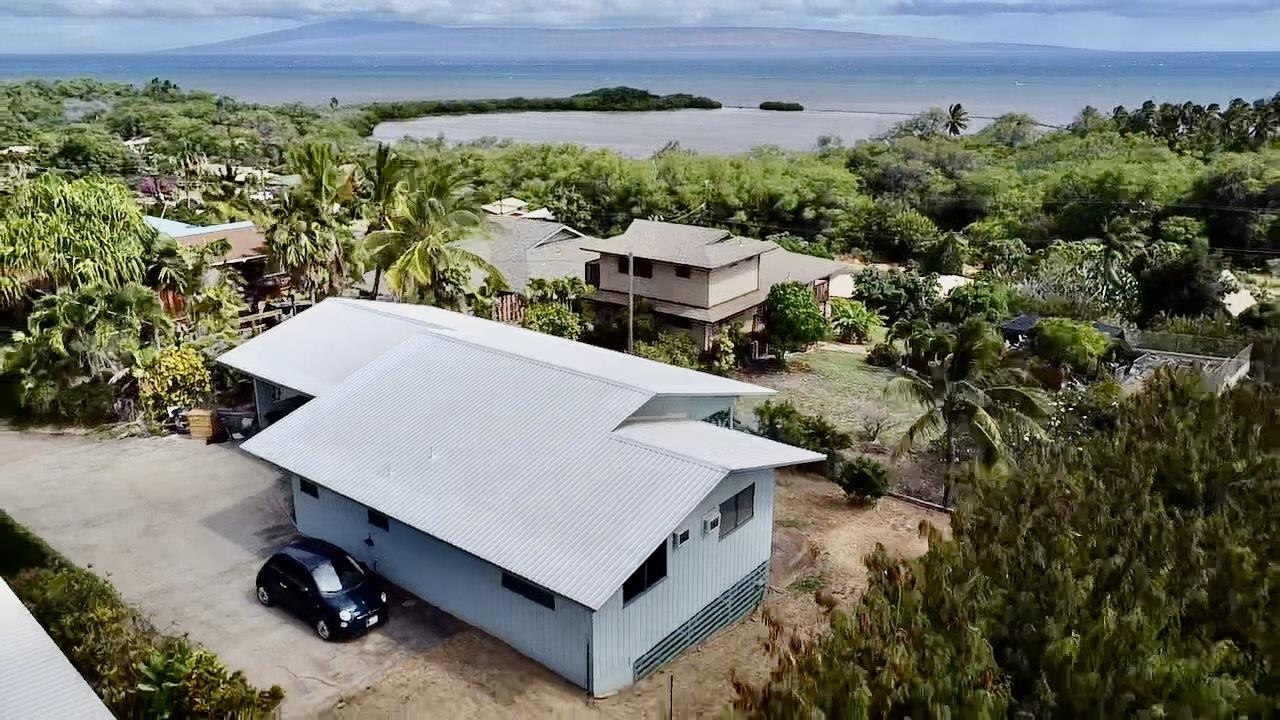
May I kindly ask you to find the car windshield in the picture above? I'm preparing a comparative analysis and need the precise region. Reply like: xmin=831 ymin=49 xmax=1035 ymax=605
xmin=311 ymin=555 xmax=365 ymax=594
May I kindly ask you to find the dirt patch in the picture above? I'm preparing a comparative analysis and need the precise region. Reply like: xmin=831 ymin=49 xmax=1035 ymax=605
xmin=328 ymin=473 xmax=948 ymax=719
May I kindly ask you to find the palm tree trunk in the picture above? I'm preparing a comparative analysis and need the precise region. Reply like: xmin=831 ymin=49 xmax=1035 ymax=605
xmin=371 ymin=267 xmax=382 ymax=300
xmin=943 ymin=424 xmax=958 ymax=507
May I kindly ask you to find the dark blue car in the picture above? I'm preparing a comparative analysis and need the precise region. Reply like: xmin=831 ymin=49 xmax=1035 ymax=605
xmin=255 ymin=537 xmax=388 ymax=641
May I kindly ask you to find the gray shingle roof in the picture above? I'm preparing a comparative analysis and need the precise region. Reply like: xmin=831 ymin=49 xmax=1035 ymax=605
xmin=0 ymin=579 xmax=113 ymax=720
xmin=455 ymin=216 xmax=599 ymax=293
xmin=580 ymin=219 xmax=776 ymax=269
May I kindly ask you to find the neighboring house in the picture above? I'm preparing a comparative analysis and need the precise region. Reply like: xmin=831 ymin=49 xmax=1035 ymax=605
xmin=454 ymin=215 xmax=599 ymax=295
xmin=1000 ymin=313 xmax=1129 ymax=347
xmin=218 ymin=298 xmax=823 ymax=696
xmin=0 ymin=578 xmax=113 ymax=719
xmin=145 ymin=216 xmax=288 ymax=311
xmin=481 ymin=196 xmax=557 ymax=220
xmin=359 ymin=216 xmax=597 ymax=304
xmin=581 ymin=220 xmax=852 ymax=350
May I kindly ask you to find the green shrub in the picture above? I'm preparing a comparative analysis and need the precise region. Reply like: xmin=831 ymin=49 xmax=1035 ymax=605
xmin=760 ymin=101 xmax=805 ymax=112
xmin=0 ymin=510 xmax=62 ymax=576
xmin=830 ymin=299 xmax=884 ymax=343
xmin=832 ymin=457 xmax=890 ymax=503
xmin=753 ymin=400 xmax=852 ymax=475
xmin=849 ymin=268 xmax=940 ymax=324
xmin=521 ymin=302 xmax=584 ymax=340
xmin=764 ymin=282 xmax=829 ymax=365
xmin=634 ymin=331 xmax=701 ymax=369
xmin=136 ymin=346 xmax=213 ymax=415
xmin=866 ymin=342 xmax=902 ymax=368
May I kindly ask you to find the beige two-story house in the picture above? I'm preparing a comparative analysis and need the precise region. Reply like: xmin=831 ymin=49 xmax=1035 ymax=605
xmin=582 ymin=220 xmax=851 ymax=351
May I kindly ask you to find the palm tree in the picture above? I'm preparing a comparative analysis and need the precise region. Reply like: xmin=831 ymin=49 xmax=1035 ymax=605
xmin=265 ymin=143 xmax=359 ymax=299
xmin=945 ymin=103 xmax=970 ymax=137
xmin=888 ymin=320 xmax=1048 ymax=506
xmin=360 ymin=144 xmax=415 ymax=299
xmin=365 ymin=162 xmax=504 ymax=310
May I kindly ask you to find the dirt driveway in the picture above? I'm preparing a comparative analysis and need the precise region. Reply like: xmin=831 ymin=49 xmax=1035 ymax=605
xmin=0 ymin=430 xmax=455 ymax=719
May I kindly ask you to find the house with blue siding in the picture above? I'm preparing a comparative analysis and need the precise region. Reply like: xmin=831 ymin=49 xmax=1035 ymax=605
xmin=218 ymin=298 xmax=822 ymax=696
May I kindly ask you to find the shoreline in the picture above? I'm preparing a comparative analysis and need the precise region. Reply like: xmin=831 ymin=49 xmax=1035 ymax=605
xmin=372 ymin=107 xmax=996 ymax=156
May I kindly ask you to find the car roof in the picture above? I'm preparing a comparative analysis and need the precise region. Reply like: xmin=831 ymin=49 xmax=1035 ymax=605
xmin=275 ymin=537 xmax=350 ymax=570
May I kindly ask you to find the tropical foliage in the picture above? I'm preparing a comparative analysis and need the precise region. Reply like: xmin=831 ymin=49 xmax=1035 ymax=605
xmin=135 ymin=346 xmax=213 ymax=416
xmin=521 ymin=303 xmax=583 ymax=340
xmin=736 ymin=373 xmax=1280 ymax=718
xmin=763 ymin=282 xmax=828 ymax=365
xmin=888 ymin=319 xmax=1049 ymax=505
xmin=633 ymin=331 xmax=701 ymax=369
xmin=829 ymin=298 xmax=884 ymax=343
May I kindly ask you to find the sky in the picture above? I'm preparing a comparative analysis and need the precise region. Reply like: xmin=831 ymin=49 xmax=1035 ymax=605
xmin=0 ymin=1 xmax=1278 ymax=53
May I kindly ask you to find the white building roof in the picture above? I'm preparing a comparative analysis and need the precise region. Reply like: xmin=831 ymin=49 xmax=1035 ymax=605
xmin=144 ymin=216 xmax=256 ymax=240
xmin=0 ymin=579 xmax=113 ymax=719
xmin=219 ymin=298 xmax=773 ymax=398
xmin=614 ymin=419 xmax=825 ymax=472
xmin=241 ymin=333 xmax=748 ymax=609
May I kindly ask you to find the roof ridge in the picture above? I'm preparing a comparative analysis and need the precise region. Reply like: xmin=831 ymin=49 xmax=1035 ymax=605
xmin=332 ymin=300 xmax=663 ymax=397
xmin=607 ymin=427 xmax=729 ymax=473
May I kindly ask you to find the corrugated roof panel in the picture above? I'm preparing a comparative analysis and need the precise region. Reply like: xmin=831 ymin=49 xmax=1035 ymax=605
xmin=0 ymin=579 xmax=113 ymax=720
xmin=217 ymin=298 xmax=774 ymax=399
xmin=242 ymin=333 xmax=728 ymax=609
xmin=614 ymin=420 xmax=827 ymax=472
xmin=216 ymin=300 xmax=452 ymax=395
xmin=335 ymin=299 xmax=775 ymax=398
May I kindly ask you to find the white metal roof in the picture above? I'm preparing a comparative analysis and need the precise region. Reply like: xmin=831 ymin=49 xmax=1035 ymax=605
xmin=217 ymin=299 xmax=450 ymax=395
xmin=613 ymin=419 xmax=826 ymax=472
xmin=0 ymin=579 xmax=113 ymax=720
xmin=242 ymin=333 xmax=736 ymax=609
xmin=219 ymin=298 xmax=774 ymax=399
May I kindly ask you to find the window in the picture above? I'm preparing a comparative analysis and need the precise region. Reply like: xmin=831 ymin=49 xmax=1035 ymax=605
xmin=367 ymin=509 xmax=390 ymax=531
xmin=299 ymin=479 xmax=319 ymax=498
xmin=719 ymin=484 xmax=756 ymax=539
xmin=312 ymin=555 xmax=367 ymax=594
xmin=623 ymin=542 xmax=668 ymax=604
xmin=502 ymin=573 xmax=556 ymax=610
xmin=615 ymin=256 xmax=652 ymax=278
xmin=675 ymin=265 xmax=692 ymax=279
xmin=672 ymin=528 xmax=691 ymax=548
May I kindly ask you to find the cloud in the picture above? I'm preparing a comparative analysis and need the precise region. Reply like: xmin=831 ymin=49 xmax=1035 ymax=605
xmin=1 ymin=0 xmax=1276 ymax=21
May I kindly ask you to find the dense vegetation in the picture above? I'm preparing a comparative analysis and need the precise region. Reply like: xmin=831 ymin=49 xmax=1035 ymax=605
xmin=350 ymin=86 xmax=721 ymax=134
xmin=736 ymin=372 xmax=1280 ymax=717
xmin=759 ymin=101 xmax=804 ymax=112
xmin=2 ymin=511 xmax=283 ymax=716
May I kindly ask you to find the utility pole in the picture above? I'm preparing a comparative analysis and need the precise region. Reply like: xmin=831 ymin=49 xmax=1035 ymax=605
xmin=627 ymin=250 xmax=635 ymax=354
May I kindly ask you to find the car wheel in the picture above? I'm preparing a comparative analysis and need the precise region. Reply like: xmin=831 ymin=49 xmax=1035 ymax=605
xmin=256 ymin=585 xmax=272 ymax=606
xmin=315 ymin=619 xmax=332 ymax=641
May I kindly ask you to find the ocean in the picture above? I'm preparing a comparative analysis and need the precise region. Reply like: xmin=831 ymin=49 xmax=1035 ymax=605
xmin=3 ymin=52 xmax=1278 ymax=154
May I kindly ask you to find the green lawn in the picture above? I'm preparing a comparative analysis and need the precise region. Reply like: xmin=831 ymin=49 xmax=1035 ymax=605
xmin=736 ymin=345 xmax=921 ymax=446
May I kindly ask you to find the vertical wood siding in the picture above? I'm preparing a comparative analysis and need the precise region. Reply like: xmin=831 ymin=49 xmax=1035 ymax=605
xmin=291 ymin=477 xmax=593 ymax=688
xmin=588 ymin=469 xmax=774 ymax=695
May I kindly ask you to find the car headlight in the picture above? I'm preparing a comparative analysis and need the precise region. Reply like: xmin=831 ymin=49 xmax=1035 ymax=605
xmin=338 ymin=609 xmax=353 ymax=622
xmin=380 ymin=592 xmax=387 ymax=603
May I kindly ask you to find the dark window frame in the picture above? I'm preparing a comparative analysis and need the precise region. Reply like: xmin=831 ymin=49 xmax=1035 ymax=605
xmin=616 ymin=256 xmax=653 ymax=279
xmin=675 ymin=265 xmax=692 ymax=279
xmin=622 ymin=542 xmax=668 ymax=605
xmin=367 ymin=509 xmax=390 ymax=531
xmin=501 ymin=572 xmax=556 ymax=610
xmin=299 ymin=479 xmax=319 ymax=498
xmin=719 ymin=484 xmax=756 ymax=539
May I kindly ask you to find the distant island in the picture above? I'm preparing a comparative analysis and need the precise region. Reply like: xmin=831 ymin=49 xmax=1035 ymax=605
xmin=351 ymin=87 xmax=720 ymax=135
xmin=168 ymin=19 xmax=1079 ymax=56
xmin=760 ymin=101 xmax=805 ymax=112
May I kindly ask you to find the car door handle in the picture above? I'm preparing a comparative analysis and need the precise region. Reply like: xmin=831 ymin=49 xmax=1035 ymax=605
xmin=279 ymin=582 xmax=287 ymax=588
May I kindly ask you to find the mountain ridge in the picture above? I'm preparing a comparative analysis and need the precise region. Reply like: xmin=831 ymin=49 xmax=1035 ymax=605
xmin=166 ymin=20 xmax=1088 ymax=56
